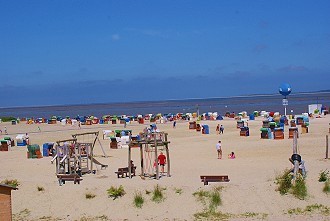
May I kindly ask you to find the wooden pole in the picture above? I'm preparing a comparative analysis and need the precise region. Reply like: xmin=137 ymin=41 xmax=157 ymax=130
xmin=165 ymin=133 xmax=170 ymax=177
xmin=128 ymin=146 xmax=132 ymax=178
xmin=154 ymin=134 xmax=159 ymax=180
xmin=326 ymin=135 xmax=329 ymax=159
xmin=140 ymin=144 xmax=144 ymax=176
xmin=292 ymin=130 xmax=299 ymax=182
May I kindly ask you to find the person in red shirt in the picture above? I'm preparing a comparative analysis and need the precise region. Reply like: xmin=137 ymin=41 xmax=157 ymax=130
xmin=157 ymin=152 xmax=166 ymax=174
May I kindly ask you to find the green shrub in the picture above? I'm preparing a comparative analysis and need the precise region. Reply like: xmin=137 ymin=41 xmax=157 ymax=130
xmin=0 ymin=116 xmax=17 ymax=122
xmin=318 ymin=169 xmax=329 ymax=182
xmin=107 ymin=185 xmax=125 ymax=200
xmin=275 ymin=169 xmax=292 ymax=195
xmin=1 ymin=179 xmax=20 ymax=188
xmin=323 ymin=180 xmax=330 ymax=194
xmin=133 ymin=192 xmax=144 ymax=208
xmin=152 ymin=184 xmax=164 ymax=203
xmin=291 ymin=174 xmax=307 ymax=200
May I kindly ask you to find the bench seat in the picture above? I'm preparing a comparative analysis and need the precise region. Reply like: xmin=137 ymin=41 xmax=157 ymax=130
xmin=57 ymin=174 xmax=82 ymax=185
xmin=200 ymin=175 xmax=230 ymax=185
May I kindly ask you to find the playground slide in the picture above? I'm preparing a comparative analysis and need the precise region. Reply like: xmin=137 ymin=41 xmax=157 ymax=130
xmin=88 ymin=156 xmax=108 ymax=168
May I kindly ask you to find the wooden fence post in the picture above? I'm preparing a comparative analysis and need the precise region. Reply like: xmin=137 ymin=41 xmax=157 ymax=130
xmin=326 ymin=135 xmax=329 ymax=159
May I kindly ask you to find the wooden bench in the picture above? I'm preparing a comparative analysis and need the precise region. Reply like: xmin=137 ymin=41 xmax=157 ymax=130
xmin=200 ymin=175 xmax=230 ymax=185
xmin=115 ymin=167 xmax=136 ymax=178
xmin=57 ymin=174 xmax=83 ymax=186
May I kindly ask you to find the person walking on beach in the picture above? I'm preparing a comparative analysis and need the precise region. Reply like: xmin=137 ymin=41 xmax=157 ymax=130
xmin=4 ymin=127 xmax=8 ymax=135
xmin=216 ymin=141 xmax=222 ymax=159
xmin=220 ymin=125 xmax=224 ymax=134
xmin=78 ymin=121 xmax=81 ymax=129
xmin=216 ymin=124 xmax=220 ymax=134
xmin=173 ymin=120 xmax=176 ymax=128
xmin=37 ymin=126 xmax=41 ymax=132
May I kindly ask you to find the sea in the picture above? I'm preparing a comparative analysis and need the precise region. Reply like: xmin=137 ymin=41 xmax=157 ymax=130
xmin=1 ymin=92 xmax=329 ymax=119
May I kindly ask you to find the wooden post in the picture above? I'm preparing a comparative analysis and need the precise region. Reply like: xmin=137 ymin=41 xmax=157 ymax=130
xmin=292 ymin=130 xmax=299 ymax=182
xmin=154 ymin=134 xmax=159 ymax=180
xmin=165 ymin=133 xmax=170 ymax=177
xmin=128 ymin=146 xmax=132 ymax=178
xmin=326 ymin=135 xmax=329 ymax=159
xmin=140 ymin=144 xmax=144 ymax=176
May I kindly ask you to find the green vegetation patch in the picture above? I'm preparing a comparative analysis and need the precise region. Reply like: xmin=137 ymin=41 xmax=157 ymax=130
xmin=1 ymin=179 xmax=20 ymax=188
xmin=106 ymin=185 xmax=125 ymax=200
xmin=287 ymin=204 xmax=330 ymax=216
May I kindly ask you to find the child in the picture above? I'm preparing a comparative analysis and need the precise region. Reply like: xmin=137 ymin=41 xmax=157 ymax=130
xmin=228 ymin=152 xmax=236 ymax=159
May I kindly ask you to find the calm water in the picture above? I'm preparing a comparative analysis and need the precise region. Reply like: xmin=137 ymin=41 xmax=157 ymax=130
xmin=1 ymin=92 xmax=329 ymax=119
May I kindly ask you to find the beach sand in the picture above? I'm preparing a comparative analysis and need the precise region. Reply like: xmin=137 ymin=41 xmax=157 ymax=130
xmin=1 ymin=115 xmax=329 ymax=220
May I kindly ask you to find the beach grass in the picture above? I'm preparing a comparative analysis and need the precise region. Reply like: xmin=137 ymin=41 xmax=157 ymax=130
xmin=133 ymin=191 xmax=144 ymax=208
xmin=106 ymin=185 xmax=125 ymax=200
xmin=1 ymin=178 xmax=20 ymax=188
xmin=318 ymin=169 xmax=329 ymax=182
xmin=287 ymin=204 xmax=330 ymax=216
xmin=323 ymin=180 xmax=330 ymax=193
xmin=85 ymin=192 xmax=96 ymax=199
xmin=275 ymin=169 xmax=292 ymax=195
xmin=12 ymin=209 xmax=31 ymax=221
xmin=174 ymin=187 xmax=183 ymax=195
xmin=291 ymin=174 xmax=307 ymax=200
xmin=151 ymin=184 xmax=165 ymax=203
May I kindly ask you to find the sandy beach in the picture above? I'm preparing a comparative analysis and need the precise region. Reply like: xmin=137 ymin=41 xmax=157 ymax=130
xmin=1 ymin=115 xmax=329 ymax=221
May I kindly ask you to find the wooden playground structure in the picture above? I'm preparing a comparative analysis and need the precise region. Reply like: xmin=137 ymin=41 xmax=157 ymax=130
xmin=128 ymin=131 xmax=170 ymax=180
xmin=51 ymin=131 xmax=108 ymax=185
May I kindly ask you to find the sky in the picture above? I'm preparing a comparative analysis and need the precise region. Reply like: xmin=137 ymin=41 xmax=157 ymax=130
xmin=0 ymin=0 xmax=329 ymax=107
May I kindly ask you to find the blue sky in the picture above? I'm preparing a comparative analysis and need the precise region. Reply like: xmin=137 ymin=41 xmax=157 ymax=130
xmin=1 ymin=0 xmax=329 ymax=107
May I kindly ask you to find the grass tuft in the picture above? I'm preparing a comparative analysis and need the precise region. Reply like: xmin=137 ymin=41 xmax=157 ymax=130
xmin=1 ymin=179 xmax=20 ymax=188
xmin=323 ymin=180 xmax=330 ymax=193
xmin=319 ymin=169 xmax=329 ymax=182
xmin=275 ymin=169 xmax=292 ymax=195
xmin=151 ymin=184 xmax=165 ymax=203
xmin=85 ymin=192 xmax=96 ymax=199
xmin=291 ymin=174 xmax=307 ymax=200
xmin=287 ymin=204 xmax=330 ymax=216
xmin=174 ymin=187 xmax=183 ymax=195
xmin=133 ymin=192 xmax=144 ymax=208
xmin=106 ymin=185 xmax=125 ymax=200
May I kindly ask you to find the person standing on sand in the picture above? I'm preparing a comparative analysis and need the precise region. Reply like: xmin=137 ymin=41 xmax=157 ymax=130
xmin=173 ymin=120 xmax=176 ymax=128
xmin=216 ymin=141 xmax=222 ymax=159
xmin=220 ymin=125 xmax=224 ymax=134
xmin=25 ymin=133 xmax=29 ymax=145
xmin=158 ymin=152 xmax=167 ymax=175
xmin=4 ymin=127 xmax=8 ymax=135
